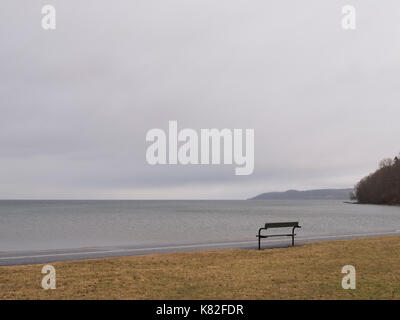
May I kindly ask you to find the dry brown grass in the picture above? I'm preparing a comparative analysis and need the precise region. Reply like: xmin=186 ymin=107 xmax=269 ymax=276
xmin=0 ymin=236 xmax=399 ymax=300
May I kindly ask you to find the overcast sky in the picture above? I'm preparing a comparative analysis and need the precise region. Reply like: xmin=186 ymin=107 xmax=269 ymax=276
xmin=1 ymin=1 xmax=400 ymax=199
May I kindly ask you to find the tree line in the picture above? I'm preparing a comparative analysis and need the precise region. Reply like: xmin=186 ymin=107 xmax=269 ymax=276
xmin=352 ymin=153 xmax=400 ymax=205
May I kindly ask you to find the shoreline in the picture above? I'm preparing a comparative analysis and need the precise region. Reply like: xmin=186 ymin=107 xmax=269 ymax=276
xmin=344 ymin=200 xmax=400 ymax=206
xmin=1 ymin=230 xmax=399 ymax=266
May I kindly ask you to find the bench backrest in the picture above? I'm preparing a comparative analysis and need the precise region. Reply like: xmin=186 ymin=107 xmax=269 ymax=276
xmin=265 ymin=222 xmax=299 ymax=228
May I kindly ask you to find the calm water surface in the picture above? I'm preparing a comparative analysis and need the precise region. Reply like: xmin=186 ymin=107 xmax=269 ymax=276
xmin=0 ymin=200 xmax=399 ymax=251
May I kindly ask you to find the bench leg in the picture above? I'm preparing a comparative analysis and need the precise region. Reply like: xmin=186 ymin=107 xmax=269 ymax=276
xmin=292 ymin=226 xmax=296 ymax=246
xmin=258 ymin=228 xmax=265 ymax=250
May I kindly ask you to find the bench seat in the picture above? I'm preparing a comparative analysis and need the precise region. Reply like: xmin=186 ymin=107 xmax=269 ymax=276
xmin=257 ymin=234 xmax=297 ymax=238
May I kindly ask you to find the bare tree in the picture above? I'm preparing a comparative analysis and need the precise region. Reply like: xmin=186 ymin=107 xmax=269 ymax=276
xmin=379 ymin=158 xmax=394 ymax=168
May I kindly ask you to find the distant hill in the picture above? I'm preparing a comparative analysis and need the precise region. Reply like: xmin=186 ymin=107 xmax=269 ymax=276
xmin=249 ymin=188 xmax=353 ymax=200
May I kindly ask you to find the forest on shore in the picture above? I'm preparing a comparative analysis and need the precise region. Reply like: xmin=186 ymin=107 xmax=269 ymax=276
xmin=352 ymin=153 xmax=400 ymax=205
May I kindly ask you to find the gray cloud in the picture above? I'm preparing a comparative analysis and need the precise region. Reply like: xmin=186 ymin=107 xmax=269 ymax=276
xmin=1 ymin=1 xmax=400 ymax=199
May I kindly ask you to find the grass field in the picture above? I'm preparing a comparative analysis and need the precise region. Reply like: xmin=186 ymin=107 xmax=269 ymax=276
xmin=0 ymin=236 xmax=399 ymax=299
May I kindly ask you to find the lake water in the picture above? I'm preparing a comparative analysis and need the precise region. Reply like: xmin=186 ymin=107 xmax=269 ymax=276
xmin=0 ymin=200 xmax=399 ymax=251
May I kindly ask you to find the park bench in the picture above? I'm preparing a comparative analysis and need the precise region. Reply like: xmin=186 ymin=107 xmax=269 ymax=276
xmin=257 ymin=222 xmax=301 ymax=250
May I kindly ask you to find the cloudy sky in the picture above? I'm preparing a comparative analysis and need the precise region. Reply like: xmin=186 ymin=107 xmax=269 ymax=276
xmin=1 ymin=1 xmax=400 ymax=199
